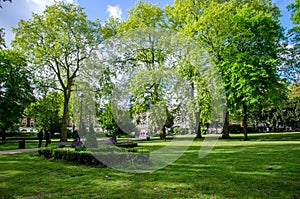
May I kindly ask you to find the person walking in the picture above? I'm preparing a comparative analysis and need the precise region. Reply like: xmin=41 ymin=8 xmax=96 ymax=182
xmin=37 ymin=130 xmax=43 ymax=148
xmin=44 ymin=130 xmax=51 ymax=147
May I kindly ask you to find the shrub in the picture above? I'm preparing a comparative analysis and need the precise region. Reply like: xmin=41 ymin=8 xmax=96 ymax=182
xmin=228 ymin=124 xmax=243 ymax=134
xmin=38 ymin=147 xmax=55 ymax=158
xmin=75 ymin=145 xmax=87 ymax=151
xmin=115 ymin=142 xmax=138 ymax=148
xmin=58 ymin=144 xmax=66 ymax=148
xmin=38 ymin=145 xmax=150 ymax=167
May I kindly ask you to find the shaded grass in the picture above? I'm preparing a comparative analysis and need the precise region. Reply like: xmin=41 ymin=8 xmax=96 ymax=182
xmin=0 ymin=141 xmax=39 ymax=151
xmin=0 ymin=132 xmax=299 ymax=198
xmin=0 ymin=140 xmax=60 ymax=151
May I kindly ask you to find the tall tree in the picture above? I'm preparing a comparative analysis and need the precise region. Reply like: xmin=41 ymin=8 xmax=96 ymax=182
xmin=0 ymin=49 xmax=33 ymax=141
xmin=221 ymin=3 xmax=285 ymax=140
xmin=115 ymin=2 xmax=171 ymax=139
xmin=166 ymin=0 xmax=237 ymax=138
xmin=283 ymin=0 xmax=300 ymax=83
xmin=288 ymin=0 xmax=300 ymax=43
xmin=12 ymin=2 xmax=102 ymax=141
xmin=166 ymin=0 xmax=285 ymax=140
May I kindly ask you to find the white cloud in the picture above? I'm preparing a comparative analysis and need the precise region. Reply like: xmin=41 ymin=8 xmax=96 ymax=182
xmin=0 ymin=0 xmax=76 ymax=47
xmin=106 ymin=5 xmax=122 ymax=19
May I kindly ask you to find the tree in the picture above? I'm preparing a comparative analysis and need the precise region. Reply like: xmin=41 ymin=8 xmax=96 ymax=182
xmin=118 ymin=1 xmax=166 ymax=32
xmin=287 ymin=0 xmax=300 ymax=42
xmin=98 ymin=101 xmax=136 ymax=137
xmin=166 ymin=0 xmax=285 ymax=140
xmin=24 ymin=91 xmax=64 ymax=133
xmin=220 ymin=3 xmax=286 ymax=140
xmin=113 ymin=2 xmax=172 ymax=140
xmin=0 ymin=49 xmax=33 ymax=141
xmin=277 ymin=0 xmax=300 ymax=84
xmin=260 ymin=83 xmax=300 ymax=131
xmin=166 ymin=0 xmax=237 ymax=138
xmin=12 ymin=2 xmax=102 ymax=141
xmin=101 ymin=17 xmax=122 ymax=40
xmin=281 ymin=0 xmax=300 ymax=83
xmin=0 ymin=28 xmax=6 ymax=49
xmin=116 ymin=2 xmax=218 ymax=140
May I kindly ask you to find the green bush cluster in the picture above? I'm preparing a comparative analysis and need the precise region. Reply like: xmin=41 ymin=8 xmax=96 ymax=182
xmin=228 ymin=125 xmax=267 ymax=134
xmin=38 ymin=146 xmax=150 ymax=166
xmin=115 ymin=142 xmax=138 ymax=148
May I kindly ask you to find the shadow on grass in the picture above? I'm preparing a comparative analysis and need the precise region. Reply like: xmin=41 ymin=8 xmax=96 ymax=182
xmin=0 ymin=133 xmax=300 ymax=199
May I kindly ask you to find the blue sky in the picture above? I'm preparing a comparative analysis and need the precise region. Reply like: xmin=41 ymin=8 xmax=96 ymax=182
xmin=0 ymin=0 xmax=295 ymax=46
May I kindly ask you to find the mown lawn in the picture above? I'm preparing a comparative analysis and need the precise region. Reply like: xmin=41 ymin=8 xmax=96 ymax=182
xmin=0 ymin=139 xmax=60 ymax=151
xmin=0 ymin=132 xmax=299 ymax=199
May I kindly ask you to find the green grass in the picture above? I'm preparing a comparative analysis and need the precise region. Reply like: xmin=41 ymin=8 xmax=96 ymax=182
xmin=0 ymin=140 xmax=39 ymax=151
xmin=0 ymin=140 xmax=63 ymax=151
xmin=0 ymin=132 xmax=300 ymax=199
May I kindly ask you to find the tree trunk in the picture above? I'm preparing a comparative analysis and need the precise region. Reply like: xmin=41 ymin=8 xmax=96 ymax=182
xmin=242 ymin=102 xmax=249 ymax=141
xmin=195 ymin=111 xmax=203 ymax=138
xmin=159 ymin=126 xmax=166 ymax=141
xmin=222 ymin=111 xmax=230 ymax=139
xmin=1 ymin=128 xmax=6 ymax=143
xmin=61 ymin=86 xmax=71 ymax=142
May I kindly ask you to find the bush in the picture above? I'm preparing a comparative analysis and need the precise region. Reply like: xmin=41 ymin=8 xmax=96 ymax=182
xmin=75 ymin=145 xmax=87 ymax=151
xmin=38 ymin=147 xmax=55 ymax=158
xmin=228 ymin=124 xmax=243 ymax=134
xmin=38 ymin=146 xmax=150 ymax=166
xmin=115 ymin=142 xmax=138 ymax=148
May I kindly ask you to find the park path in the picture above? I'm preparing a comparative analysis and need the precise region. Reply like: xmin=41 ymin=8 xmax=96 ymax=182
xmin=0 ymin=148 xmax=38 ymax=155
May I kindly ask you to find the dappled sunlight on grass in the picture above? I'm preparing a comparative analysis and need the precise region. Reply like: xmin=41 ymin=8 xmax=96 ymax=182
xmin=0 ymin=133 xmax=299 ymax=198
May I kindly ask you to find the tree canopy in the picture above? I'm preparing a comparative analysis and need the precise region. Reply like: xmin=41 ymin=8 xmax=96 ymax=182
xmin=12 ymin=2 xmax=102 ymax=141
xmin=0 ymin=49 xmax=33 ymax=141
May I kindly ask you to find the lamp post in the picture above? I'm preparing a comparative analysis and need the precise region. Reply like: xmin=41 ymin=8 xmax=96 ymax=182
xmin=79 ymin=93 xmax=84 ymax=138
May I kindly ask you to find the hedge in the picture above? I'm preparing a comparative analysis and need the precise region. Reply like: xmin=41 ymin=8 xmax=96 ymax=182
xmin=38 ymin=147 xmax=150 ymax=167
xmin=115 ymin=142 xmax=138 ymax=148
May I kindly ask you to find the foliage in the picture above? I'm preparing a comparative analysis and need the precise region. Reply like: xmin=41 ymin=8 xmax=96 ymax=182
xmin=0 ymin=28 xmax=6 ymax=49
xmin=118 ymin=1 xmax=165 ymax=31
xmin=38 ymin=147 xmax=54 ymax=158
xmin=0 ymin=49 xmax=33 ymax=140
xmin=98 ymin=102 xmax=132 ymax=137
xmin=115 ymin=142 xmax=138 ymax=148
xmin=113 ymin=2 xmax=215 ymax=139
xmin=100 ymin=17 xmax=122 ymax=39
xmin=12 ymin=2 xmax=102 ymax=141
xmin=283 ymin=0 xmax=300 ymax=83
xmin=287 ymin=0 xmax=300 ymax=43
xmin=38 ymin=146 xmax=149 ymax=166
xmin=167 ymin=0 xmax=286 ymax=140
xmin=74 ymin=145 xmax=87 ymax=151
xmin=24 ymin=91 xmax=63 ymax=133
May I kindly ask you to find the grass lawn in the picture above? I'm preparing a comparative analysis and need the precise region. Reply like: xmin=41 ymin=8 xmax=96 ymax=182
xmin=0 ymin=139 xmax=63 ymax=151
xmin=0 ymin=132 xmax=299 ymax=199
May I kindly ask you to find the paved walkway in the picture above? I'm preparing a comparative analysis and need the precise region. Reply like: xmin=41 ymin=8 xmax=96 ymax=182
xmin=0 ymin=148 xmax=38 ymax=155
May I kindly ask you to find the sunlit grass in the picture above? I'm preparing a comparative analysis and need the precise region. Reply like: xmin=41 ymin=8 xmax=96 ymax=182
xmin=0 ymin=132 xmax=299 ymax=198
